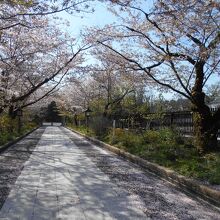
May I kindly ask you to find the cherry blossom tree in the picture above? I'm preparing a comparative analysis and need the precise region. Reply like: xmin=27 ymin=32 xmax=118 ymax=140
xmin=88 ymin=47 xmax=145 ymax=117
xmin=59 ymin=46 xmax=146 ymax=121
xmin=0 ymin=0 xmax=93 ymax=23
xmin=0 ymin=13 xmax=90 ymax=116
xmin=0 ymin=0 xmax=96 ymax=118
xmin=86 ymin=0 xmax=220 ymax=152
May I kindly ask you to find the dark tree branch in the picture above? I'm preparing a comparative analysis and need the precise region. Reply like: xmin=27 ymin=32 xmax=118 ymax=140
xmin=104 ymin=89 xmax=134 ymax=114
xmin=207 ymin=31 xmax=220 ymax=50
xmin=186 ymin=34 xmax=203 ymax=46
xmin=1 ymin=0 xmax=91 ymax=19
xmin=98 ymin=41 xmax=192 ymax=100
xmin=125 ymin=26 xmax=166 ymax=53
xmin=20 ymin=69 xmax=68 ymax=109
xmin=168 ymin=52 xmax=196 ymax=65
xmin=203 ymin=60 xmax=220 ymax=86
xmin=124 ymin=25 xmax=196 ymax=65
xmin=125 ymin=5 xmax=164 ymax=33
xmin=169 ymin=60 xmax=192 ymax=97
xmin=0 ymin=22 xmax=30 ymax=30
xmin=26 ymin=77 xmax=35 ymax=88
xmin=11 ymin=44 xmax=91 ymax=104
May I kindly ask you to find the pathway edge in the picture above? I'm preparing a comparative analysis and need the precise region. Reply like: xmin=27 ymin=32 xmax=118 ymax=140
xmin=0 ymin=126 xmax=40 ymax=153
xmin=66 ymin=126 xmax=220 ymax=209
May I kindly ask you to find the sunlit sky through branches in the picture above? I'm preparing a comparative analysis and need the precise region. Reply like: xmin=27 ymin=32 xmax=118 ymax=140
xmin=55 ymin=0 xmax=219 ymax=100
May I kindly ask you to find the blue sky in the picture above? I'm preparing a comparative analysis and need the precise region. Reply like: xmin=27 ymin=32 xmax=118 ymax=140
xmin=57 ymin=2 xmax=118 ymax=37
xmin=55 ymin=1 xmax=176 ymax=99
xmin=55 ymin=1 xmax=219 ymax=100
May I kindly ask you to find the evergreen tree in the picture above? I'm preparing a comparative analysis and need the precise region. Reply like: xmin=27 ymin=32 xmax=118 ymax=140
xmin=45 ymin=101 xmax=61 ymax=122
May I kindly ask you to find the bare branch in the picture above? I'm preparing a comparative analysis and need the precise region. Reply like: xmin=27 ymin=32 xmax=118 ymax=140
xmin=12 ymin=44 xmax=92 ymax=104
xmin=186 ymin=34 xmax=203 ymax=46
xmin=207 ymin=31 xmax=220 ymax=50
xmin=20 ymin=69 xmax=69 ymax=109
xmin=98 ymin=41 xmax=192 ymax=100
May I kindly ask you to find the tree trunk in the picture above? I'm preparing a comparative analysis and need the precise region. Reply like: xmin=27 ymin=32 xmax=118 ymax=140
xmin=192 ymin=92 xmax=218 ymax=153
xmin=191 ymin=62 xmax=218 ymax=153
xmin=103 ymin=103 xmax=110 ymax=118
xmin=8 ymin=105 xmax=16 ymax=119
xmin=74 ymin=114 xmax=78 ymax=126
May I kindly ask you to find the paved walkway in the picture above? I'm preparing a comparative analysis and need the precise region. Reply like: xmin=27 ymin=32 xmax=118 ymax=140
xmin=0 ymin=126 xmax=220 ymax=220
xmin=0 ymin=127 xmax=46 ymax=208
xmin=0 ymin=127 xmax=146 ymax=220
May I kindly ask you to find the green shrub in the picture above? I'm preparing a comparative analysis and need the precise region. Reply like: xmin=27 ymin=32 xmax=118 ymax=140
xmin=67 ymin=123 xmax=95 ymax=137
xmin=120 ymin=132 xmax=142 ymax=148
xmin=143 ymin=130 xmax=160 ymax=143
xmin=90 ymin=116 xmax=111 ymax=138
xmin=209 ymin=165 xmax=220 ymax=184
xmin=67 ymin=123 xmax=220 ymax=185
xmin=108 ymin=128 xmax=144 ymax=154
xmin=0 ymin=114 xmax=37 ymax=146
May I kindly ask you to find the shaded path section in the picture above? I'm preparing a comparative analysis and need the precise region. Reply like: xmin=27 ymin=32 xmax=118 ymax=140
xmin=0 ymin=127 xmax=45 ymax=209
xmin=0 ymin=126 xmax=146 ymax=220
xmin=62 ymin=127 xmax=220 ymax=220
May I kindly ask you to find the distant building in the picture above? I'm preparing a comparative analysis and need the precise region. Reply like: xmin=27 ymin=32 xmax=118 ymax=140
xmin=208 ymin=97 xmax=220 ymax=111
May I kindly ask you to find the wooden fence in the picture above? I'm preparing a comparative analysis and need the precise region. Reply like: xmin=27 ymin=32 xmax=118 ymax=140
xmin=149 ymin=111 xmax=194 ymax=134
xmin=117 ymin=110 xmax=220 ymax=138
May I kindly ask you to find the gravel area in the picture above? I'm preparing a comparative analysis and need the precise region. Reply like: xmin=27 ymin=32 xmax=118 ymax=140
xmin=62 ymin=127 xmax=220 ymax=220
xmin=0 ymin=127 xmax=45 ymax=209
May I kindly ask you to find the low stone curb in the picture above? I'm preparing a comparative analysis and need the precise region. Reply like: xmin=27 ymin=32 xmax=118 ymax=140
xmin=0 ymin=127 xmax=39 ymax=153
xmin=67 ymin=127 xmax=220 ymax=209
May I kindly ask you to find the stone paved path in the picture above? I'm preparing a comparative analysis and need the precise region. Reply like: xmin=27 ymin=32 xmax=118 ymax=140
xmin=0 ymin=127 xmax=146 ymax=220
xmin=0 ymin=127 xmax=46 ymax=209
xmin=0 ymin=126 xmax=220 ymax=220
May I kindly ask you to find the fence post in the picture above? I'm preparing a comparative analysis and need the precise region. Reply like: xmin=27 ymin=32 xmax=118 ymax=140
xmin=113 ymin=120 xmax=116 ymax=140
